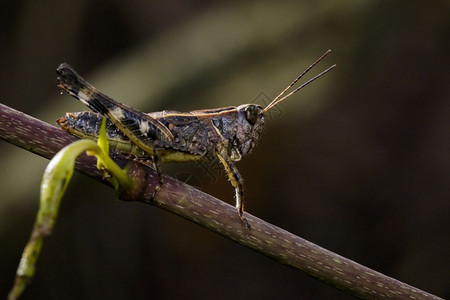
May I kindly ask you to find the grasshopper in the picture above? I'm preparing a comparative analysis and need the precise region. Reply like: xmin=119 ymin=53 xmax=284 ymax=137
xmin=56 ymin=50 xmax=335 ymax=229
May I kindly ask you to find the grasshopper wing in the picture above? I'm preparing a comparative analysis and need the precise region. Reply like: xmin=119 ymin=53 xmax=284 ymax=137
xmin=56 ymin=63 xmax=174 ymax=153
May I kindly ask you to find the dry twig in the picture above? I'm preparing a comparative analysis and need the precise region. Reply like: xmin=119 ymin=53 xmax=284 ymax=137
xmin=0 ymin=103 xmax=443 ymax=300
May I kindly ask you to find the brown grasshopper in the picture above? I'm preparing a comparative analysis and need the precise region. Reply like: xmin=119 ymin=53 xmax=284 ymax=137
xmin=56 ymin=50 xmax=335 ymax=229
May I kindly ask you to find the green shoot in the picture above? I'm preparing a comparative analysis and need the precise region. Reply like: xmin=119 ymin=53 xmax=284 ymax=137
xmin=8 ymin=118 xmax=132 ymax=300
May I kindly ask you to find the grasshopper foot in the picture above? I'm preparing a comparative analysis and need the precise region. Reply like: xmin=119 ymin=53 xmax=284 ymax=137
xmin=238 ymin=211 xmax=251 ymax=230
xmin=148 ymin=150 xmax=163 ymax=203
xmin=149 ymin=177 xmax=163 ymax=202
xmin=149 ymin=186 xmax=159 ymax=202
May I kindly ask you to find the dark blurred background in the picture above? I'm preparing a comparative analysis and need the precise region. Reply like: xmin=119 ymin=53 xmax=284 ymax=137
xmin=1 ymin=0 xmax=449 ymax=299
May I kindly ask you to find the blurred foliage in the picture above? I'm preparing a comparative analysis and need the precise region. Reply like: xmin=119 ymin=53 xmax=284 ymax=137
xmin=0 ymin=0 xmax=449 ymax=299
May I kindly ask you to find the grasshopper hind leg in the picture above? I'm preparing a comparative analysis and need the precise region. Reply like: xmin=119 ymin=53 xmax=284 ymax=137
xmin=216 ymin=148 xmax=251 ymax=229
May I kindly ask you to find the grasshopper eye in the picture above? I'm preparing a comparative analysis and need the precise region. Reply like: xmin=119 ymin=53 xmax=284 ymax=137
xmin=244 ymin=105 xmax=262 ymax=126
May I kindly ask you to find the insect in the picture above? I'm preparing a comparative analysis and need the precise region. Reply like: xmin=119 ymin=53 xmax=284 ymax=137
xmin=56 ymin=50 xmax=335 ymax=229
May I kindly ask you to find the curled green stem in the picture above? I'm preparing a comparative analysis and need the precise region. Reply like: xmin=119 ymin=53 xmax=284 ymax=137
xmin=8 ymin=119 xmax=131 ymax=300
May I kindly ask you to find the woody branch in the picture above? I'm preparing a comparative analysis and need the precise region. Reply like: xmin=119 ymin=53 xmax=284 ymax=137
xmin=0 ymin=103 xmax=442 ymax=300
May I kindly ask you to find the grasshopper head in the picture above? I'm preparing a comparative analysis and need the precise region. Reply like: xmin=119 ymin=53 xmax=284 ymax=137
xmin=235 ymin=104 xmax=265 ymax=157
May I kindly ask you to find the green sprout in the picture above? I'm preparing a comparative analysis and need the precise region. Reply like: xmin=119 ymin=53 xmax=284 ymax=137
xmin=8 ymin=118 xmax=132 ymax=300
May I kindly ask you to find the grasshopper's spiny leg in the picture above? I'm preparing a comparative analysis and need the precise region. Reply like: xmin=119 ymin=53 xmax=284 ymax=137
xmin=216 ymin=147 xmax=250 ymax=229
xmin=56 ymin=63 xmax=174 ymax=148
xmin=57 ymin=63 xmax=172 ymax=202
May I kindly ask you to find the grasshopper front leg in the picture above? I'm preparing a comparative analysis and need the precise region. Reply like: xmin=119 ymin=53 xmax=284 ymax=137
xmin=216 ymin=146 xmax=251 ymax=229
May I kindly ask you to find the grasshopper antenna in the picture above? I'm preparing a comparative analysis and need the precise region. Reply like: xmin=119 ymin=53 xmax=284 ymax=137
xmin=264 ymin=49 xmax=336 ymax=112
